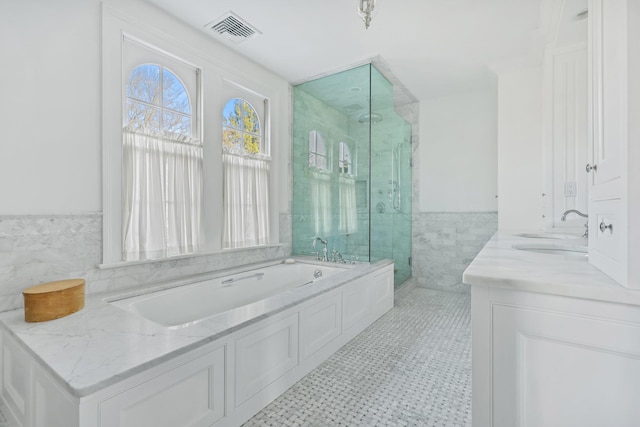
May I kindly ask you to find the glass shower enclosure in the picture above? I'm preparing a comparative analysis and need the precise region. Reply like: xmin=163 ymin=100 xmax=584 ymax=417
xmin=292 ymin=64 xmax=412 ymax=287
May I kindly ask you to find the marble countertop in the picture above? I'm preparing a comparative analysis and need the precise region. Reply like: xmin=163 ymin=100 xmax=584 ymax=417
xmin=0 ymin=257 xmax=392 ymax=398
xmin=463 ymin=231 xmax=640 ymax=305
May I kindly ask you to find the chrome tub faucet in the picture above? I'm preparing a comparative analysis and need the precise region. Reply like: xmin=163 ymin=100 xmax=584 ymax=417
xmin=312 ymin=237 xmax=328 ymax=261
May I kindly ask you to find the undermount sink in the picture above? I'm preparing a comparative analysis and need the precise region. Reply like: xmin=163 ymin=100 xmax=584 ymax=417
xmin=514 ymin=232 xmax=580 ymax=240
xmin=512 ymin=243 xmax=588 ymax=257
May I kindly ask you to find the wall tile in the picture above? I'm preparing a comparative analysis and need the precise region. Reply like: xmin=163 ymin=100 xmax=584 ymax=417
xmin=411 ymin=212 xmax=497 ymax=293
xmin=0 ymin=214 xmax=290 ymax=312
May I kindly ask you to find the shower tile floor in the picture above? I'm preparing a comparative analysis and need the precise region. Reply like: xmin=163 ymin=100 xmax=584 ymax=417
xmin=243 ymin=284 xmax=472 ymax=427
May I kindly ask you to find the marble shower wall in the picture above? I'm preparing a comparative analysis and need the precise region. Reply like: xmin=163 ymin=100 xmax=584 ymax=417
xmin=0 ymin=214 xmax=290 ymax=312
xmin=411 ymin=212 xmax=497 ymax=293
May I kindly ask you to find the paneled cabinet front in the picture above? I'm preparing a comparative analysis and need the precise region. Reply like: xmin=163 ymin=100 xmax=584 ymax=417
xmin=370 ymin=266 xmax=394 ymax=317
xmin=0 ymin=331 xmax=78 ymax=427
xmin=473 ymin=286 xmax=640 ymax=427
xmin=587 ymin=0 xmax=638 ymax=287
xmin=99 ymin=346 xmax=225 ymax=427
xmin=342 ymin=277 xmax=371 ymax=333
xmin=234 ymin=313 xmax=299 ymax=406
xmin=300 ymin=292 xmax=342 ymax=360
xmin=588 ymin=0 xmax=626 ymax=195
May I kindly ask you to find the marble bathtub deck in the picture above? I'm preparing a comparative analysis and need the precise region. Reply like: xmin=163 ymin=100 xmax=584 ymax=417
xmin=0 ymin=281 xmax=472 ymax=427
xmin=244 ymin=284 xmax=472 ymax=427
xmin=0 ymin=258 xmax=392 ymax=398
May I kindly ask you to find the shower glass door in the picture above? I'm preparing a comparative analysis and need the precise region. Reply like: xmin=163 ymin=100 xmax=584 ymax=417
xmin=369 ymin=67 xmax=412 ymax=285
xmin=292 ymin=64 xmax=412 ymax=287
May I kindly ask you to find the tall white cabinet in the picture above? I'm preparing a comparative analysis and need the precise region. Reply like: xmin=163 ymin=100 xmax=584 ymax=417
xmin=543 ymin=43 xmax=588 ymax=232
xmin=587 ymin=0 xmax=640 ymax=288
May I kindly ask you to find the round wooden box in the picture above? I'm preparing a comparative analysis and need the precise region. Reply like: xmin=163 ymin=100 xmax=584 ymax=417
xmin=22 ymin=279 xmax=85 ymax=322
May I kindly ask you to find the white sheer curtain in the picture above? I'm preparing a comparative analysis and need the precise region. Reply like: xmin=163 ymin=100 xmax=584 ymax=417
xmin=310 ymin=171 xmax=332 ymax=235
xmin=338 ymin=175 xmax=358 ymax=234
xmin=122 ymin=128 xmax=203 ymax=261
xmin=222 ymin=151 xmax=271 ymax=248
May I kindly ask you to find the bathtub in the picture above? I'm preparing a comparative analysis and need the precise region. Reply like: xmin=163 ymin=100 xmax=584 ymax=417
xmin=111 ymin=260 xmax=343 ymax=329
xmin=0 ymin=259 xmax=394 ymax=427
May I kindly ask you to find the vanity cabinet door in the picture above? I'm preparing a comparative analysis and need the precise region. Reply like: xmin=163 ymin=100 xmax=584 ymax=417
xmin=588 ymin=0 xmax=625 ymax=194
xmin=99 ymin=346 xmax=225 ymax=427
xmin=492 ymin=303 xmax=640 ymax=427
xmin=587 ymin=0 xmax=637 ymax=288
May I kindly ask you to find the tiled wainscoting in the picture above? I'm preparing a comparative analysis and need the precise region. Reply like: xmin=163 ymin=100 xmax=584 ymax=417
xmin=0 ymin=213 xmax=291 ymax=312
xmin=412 ymin=212 xmax=497 ymax=292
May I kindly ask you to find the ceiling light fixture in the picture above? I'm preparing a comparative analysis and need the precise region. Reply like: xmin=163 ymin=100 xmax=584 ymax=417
xmin=357 ymin=0 xmax=376 ymax=29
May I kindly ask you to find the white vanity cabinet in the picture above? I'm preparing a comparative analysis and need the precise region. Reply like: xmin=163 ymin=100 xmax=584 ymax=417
xmin=587 ymin=0 xmax=640 ymax=288
xmin=0 ymin=263 xmax=395 ymax=427
xmin=472 ymin=285 xmax=640 ymax=427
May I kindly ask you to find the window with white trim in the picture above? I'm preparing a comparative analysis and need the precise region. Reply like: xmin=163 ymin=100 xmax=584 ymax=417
xmin=122 ymin=38 xmax=202 ymax=261
xmin=221 ymin=88 xmax=271 ymax=249
xmin=102 ymin=11 xmax=283 ymax=264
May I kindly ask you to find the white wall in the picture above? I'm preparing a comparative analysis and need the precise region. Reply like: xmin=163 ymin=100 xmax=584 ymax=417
xmin=497 ymin=66 xmax=544 ymax=231
xmin=0 ymin=1 xmax=102 ymax=214
xmin=418 ymin=90 xmax=498 ymax=212
xmin=0 ymin=0 xmax=291 ymax=217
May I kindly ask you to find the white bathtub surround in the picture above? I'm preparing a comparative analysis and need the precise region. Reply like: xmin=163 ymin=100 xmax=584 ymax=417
xmin=464 ymin=232 xmax=640 ymax=426
xmin=0 ymin=214 xmax=289 ymax=312
xmin=412 ymin=212 xmax=497 ymax=292
xmin=0 ymin=258 xmax=393 ymax=427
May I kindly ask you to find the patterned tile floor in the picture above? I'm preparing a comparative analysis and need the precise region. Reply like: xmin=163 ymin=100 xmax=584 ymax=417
xmin=243 ymin=283 xmax=472 ymax=427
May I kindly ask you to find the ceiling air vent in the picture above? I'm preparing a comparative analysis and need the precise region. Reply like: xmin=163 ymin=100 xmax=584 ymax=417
xmin=205 ymin=12 xmax=261 ymax=44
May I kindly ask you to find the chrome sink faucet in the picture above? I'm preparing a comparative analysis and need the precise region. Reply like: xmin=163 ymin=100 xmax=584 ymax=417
xmin=560 ymin=209 xmax=589 ymax=238
xmin=312 ymin=237 xmax=328 ymax=261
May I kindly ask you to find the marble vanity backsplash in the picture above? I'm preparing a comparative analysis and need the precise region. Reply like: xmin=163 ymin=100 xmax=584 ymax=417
xmin=412 ymin=212 xmax=497 ymax=292
xmin=0 ymin=213 xmax=290 ymax=312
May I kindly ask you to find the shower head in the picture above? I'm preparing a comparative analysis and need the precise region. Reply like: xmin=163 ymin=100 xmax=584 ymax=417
xmin=358 ymin=112 xmax=383 ymax=124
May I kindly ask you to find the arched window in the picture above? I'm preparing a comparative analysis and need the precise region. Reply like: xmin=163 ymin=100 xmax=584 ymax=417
xmin=222 ymin=94 xmax=270 ymax=249
xmin=122 ymin=59 xmax=202 ymax=261
xmin=222 ymin=98 xmax=262 ymax=154
xmin=125 ymin=64 xmax=192 ymax=136
xmin=338 ymin=141 xmax=352 ymax=175
xmin=309 ymin=130 xmax=329 ymax=170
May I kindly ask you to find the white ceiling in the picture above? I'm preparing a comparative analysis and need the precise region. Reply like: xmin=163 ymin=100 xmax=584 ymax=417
xmin=145 ymin=0 xmax=583 ymax=102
